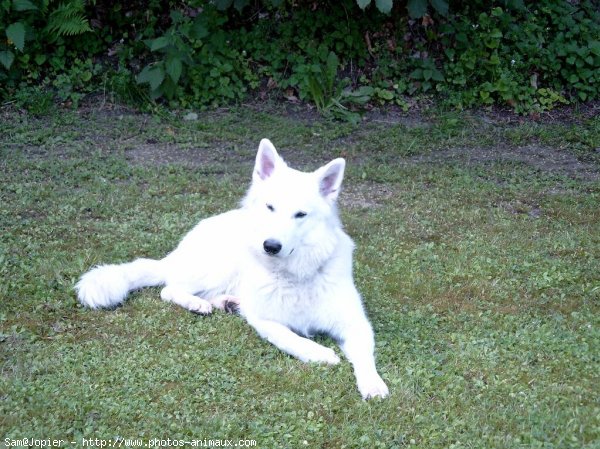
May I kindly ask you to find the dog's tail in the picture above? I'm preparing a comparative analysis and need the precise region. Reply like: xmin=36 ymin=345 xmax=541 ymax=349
xmin=75 ymin=258 xmax=165 ymax=309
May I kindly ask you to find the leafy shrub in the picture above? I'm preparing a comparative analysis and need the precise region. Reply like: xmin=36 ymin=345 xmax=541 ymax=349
xmin=1 ymin=0 xmax=598 ymax=115
xmin=0 ymin=0 xmax=99 ymax=106
xmin=437 ymin=1 xmax=600 ymax=112
xmin=186 ymin=27 xmax=258 ymax=108
xmin=135 ymin=9 xmax=201 ymax=100
xmin=1 ymin=0 xmax=92 ymax=70
xmin=303 ymin=51 xmax=374 ymax=123
xmin=237 ymin=0 xmax=369 ymax=98
xmin=215 ymin=0 xmax=449 ymax=17
xmin=132 ymin=5 xmax=257 ymax=107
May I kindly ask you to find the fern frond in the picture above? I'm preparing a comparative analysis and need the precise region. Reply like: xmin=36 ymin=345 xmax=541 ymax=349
xmin=46 ymin=0 xmax=92 ymax=37
xmin=48 ymin=15 xmax=91 ymax=35
xmin=50 ymin=0 xmax=85 ymax=18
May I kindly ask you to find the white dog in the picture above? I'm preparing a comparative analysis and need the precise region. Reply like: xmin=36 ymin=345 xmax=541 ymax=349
xmin=76 ymin=139 xmax=389 ymax=399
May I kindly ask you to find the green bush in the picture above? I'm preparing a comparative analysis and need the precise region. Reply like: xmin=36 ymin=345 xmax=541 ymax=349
xmin=0 ymin=0 xmax=97 ymax=105
xmin=1 ymin=0 xmax=598 ymax=115
xmin=437 ymin=1 xmax=599 ymax=112
xmin=238 ymin=1 xmax=369 ymax=99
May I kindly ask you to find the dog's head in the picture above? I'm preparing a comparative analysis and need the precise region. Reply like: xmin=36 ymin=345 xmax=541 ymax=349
xmin=242 ymin=139 xmax=345 ymax=266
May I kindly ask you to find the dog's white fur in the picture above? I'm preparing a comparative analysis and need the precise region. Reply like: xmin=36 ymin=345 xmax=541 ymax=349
xmin=76 ymin=139 xmax=389 ymax=399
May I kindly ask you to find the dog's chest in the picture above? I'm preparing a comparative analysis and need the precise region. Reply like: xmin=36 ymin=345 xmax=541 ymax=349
xmin=240 ymin=268 xmax=335 ymax=331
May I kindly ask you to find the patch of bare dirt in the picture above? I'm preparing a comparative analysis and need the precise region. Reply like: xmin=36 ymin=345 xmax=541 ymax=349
xmin=124 ymin=140 xmax=598 ymax=182
xmin=362 ymin=99 xmax=600 ymax=126
xmin=6 ymin=98 xmax=598 ymax=184
xmin=125 ymin=143 xmax=251 ymax=169
xmin=340 ymin=182 xmax=397 ymax=209
xmin=408 ymin=145 xmax=599 ymax=181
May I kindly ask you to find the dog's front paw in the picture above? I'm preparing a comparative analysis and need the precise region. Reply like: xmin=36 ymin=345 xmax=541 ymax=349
xmin=358 ymin=374 xmax=389 ymax=400
xmin=187 ymin=298 xmax=213 ymax=315
xmin=304 ymin=346 xmax=340 ymax=365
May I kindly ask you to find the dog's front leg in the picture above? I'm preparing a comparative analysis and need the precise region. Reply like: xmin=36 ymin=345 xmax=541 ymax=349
xmin=339 ymin=320 xmax=389 ymax=400
xmin=248 ymin=318 xmax=340 ymax=365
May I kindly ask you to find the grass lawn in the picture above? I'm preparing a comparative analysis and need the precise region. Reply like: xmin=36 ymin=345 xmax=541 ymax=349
xmin=1 ymin=103 xmax=599 ymax=448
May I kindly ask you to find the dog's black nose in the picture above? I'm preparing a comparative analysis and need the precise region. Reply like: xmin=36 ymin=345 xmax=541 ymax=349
xmin=263 ymin=239 xmax=282 ymax=255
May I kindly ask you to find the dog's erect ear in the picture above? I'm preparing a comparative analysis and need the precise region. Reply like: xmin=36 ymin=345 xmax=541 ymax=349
xmin=254 ymin=139 xmax=280 ymax=181
xmin=316 ymin=158 xmax=345 ymax=201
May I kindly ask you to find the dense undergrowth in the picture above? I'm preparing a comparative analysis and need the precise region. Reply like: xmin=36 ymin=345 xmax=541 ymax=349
xmin=1 ymin=0 xmax=599 ymax=116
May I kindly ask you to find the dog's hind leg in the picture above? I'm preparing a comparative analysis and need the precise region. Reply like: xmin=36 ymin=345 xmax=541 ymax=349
xmin=161 ymin=285 xmax=213 ymax=315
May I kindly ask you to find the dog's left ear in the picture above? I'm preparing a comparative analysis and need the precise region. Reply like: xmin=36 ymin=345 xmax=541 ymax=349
xmin=254 ymin=139 xmax=280 ymax=181
xmin=316 ymin=158 xmax=345 ymax=201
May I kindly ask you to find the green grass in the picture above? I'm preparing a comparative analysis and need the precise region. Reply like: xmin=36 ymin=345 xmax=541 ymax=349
xmin=1 ymin=105 xmax=599 ymax=448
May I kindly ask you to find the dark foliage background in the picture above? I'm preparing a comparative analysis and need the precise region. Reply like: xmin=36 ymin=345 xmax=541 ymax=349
xmin=1 ymin=0 xmax=598 ymax=115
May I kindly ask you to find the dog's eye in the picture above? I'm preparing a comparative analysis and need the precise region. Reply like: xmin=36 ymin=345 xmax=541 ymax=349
xmin=294 ymin=211 xmax=307 ymax=219
xmin=266 ymin=204 xmax=275 ymax=212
